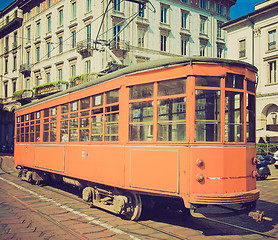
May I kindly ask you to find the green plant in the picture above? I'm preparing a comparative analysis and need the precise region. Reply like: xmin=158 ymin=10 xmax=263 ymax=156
xmin=257 ymin=143 xmax=277 ymax=153
xmin=13 ymin=89 xmax=25 ymax=97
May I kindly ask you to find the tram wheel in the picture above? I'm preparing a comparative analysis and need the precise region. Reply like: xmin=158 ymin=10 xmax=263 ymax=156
xmin=124 ymin=193 xmax=142 ymax=221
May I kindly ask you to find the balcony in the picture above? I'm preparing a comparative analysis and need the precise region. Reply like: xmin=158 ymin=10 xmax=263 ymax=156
xmin=13 ymin=89 xmax=33 ymax=105
xmin=110 ymin=40 xmax=130 ymax=52
xmin=0 ymin=10 xmax=23 ymax=36
xmin=33 ymin=81 xmax=68 ymax=98
xmin=20 ymin=64 xmax=31 ymax=76
xmin=77 ymin=40 xmax=93 ymax=58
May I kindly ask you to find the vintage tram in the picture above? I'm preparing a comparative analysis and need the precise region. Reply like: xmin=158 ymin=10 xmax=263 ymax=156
xmin=14 ymin=57 xmax=259 ymax=220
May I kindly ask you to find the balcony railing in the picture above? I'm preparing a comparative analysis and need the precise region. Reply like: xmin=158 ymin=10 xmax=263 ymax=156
xmin=20 ymin=64 xmax=31 ymax=76
xmin=77 ymin=40 xmax=93 ymax=57
xmin=110 ymin=40 xmax=130 ymax=51
xmin=268 ymin=41 xmax=276 ymax=51
xmin=0 ymin=10 xmax=23 ymax=35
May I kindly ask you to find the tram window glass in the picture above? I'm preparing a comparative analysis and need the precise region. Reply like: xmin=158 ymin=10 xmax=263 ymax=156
xmin=225 ymin=73 xmax=244 ymax=89
xmin=91 ymin=115 xmax=103 ymax=141
xmin=51 ymin=107 xmax=57 ymax=116
xmin=61 ymin=120 xmax=68 ymax=142
xmin=25 ymin=126 xmax=29 ymax=142
xmin=130 ymin=83 xmax=153 ymax=100
xmin=61 ymin=103 xmax=69 ymax=114
xmin=36 ymin=111 xmax=40 ymax=119
xmin=195 ymin=90 xmax=220 ymax=142
xmin=69 ymin=119 xmax=78 ymax=142
xmin=44 ymin=109 xmax=49 ymax=118
xmin=195 ymin=77 xmax=221 ymax=87
xmin=35 ymin=125 xmax=40 ymax=142
xmin=17 ymin=116 xmax=20 ymax=123
xmin=30 ymin=126 xmax=35 ymax=142
xmin=79 ymin=118 xmax=90 ymax=142
xmin=43 ymin=123 xmax=49 ymax=142
xmin=50 ymin=122 xmax=57 ymax=142
xmin=225 ymin=92 xmax=243 ymax=142
xmin=71 ymin=101 xmax=79 ymax=112
xmin=81 ymin=97 xmax=90 ymax=110
xmin=21 ymin=115 xmax=24 ymax=122
xmin=25 ymin=114 xmax=29 ymax=121
xmin=106 ymin=89 xmax=119 ymax=104
xmin=158 ymin=97 xmax=186 ymax=141
xmin=247 ymin=93 xmax=255 ymax=142
xmin=16 ymin=128 xmax=20 ymax=142
xmin=21 ymin=128 xmax=24 ymax=142
xmin=30 ymin=113 xmax=35 ymax=120
xmin=129 ymin=101 xmax=154 ymax=141
xmin=158 ymin=78 xmax=186 ymax=96
xmin=247 ymin=81 xmax=255 ymax=93
xmin=92 ymin=94 xmax=103 ymax=107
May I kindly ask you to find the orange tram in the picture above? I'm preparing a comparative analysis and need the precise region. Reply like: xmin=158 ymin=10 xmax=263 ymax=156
xmin=14 ymin=57 xmax=260 ymax=221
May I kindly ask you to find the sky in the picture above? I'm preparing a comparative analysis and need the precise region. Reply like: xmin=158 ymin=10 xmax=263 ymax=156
xmin=0 ymin=0 xmax=265 ymax=20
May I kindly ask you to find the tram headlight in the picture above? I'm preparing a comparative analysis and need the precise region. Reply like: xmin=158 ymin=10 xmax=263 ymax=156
xmin=196 ymin=158 xmax=204 ymax=167
xmin=196 ymin=173 xmax=204 ymax=182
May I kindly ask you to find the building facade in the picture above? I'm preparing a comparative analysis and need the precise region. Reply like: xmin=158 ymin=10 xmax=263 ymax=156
xmin=0 ymin=0 xmax=236 ymax=151
xmin=222 ymin=0 xmax=278 ymax=146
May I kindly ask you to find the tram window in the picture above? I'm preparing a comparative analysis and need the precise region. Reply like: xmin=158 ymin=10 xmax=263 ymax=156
xmin=106 ymin=89 xmax=119 ymax=104
xmin=105 ymin=113 xmax=119 ymax=141
xmin=30 ymin=126 xmax=35 ymax=142
xmin=92 ymin=94 xmax=103 ymax=107
xmin=158 ymin=97 xmax=186 ymax=141
xmin=25 ymin=114 xmax=29 ymax=121
xmin=247 ymin=81 xmax=255 ymax=93
xmin=50 ymin=122 xmax=57 ymax=142
xmin=17 ymin=117 xmax=20 ymax=123
xmin=35 ymin=125 xmax=40 ymax=142
xmin=71 ymin=101 xmax=78 ymax=112
xmin=91 ymin=115 xmax=103 ymax=141
xmin=51 ymin=107 xmax=57 ymax=116
xmin=61 ymin=103 xmax=69 ymax=114
xmin=158 ymin=79 xmax=186 ymax=96
xmin=225 ymin=92 xmax=243 ymax=142
xmin=30 ymin=113 xmax=35 ymax=120
xmin=16 ymin=129 xmax=20 ymax=142
xmin=69 ymin=119 xmax=78 ymax=142
xmin=25 ymin=126 xmax=29 ymax=142
xmin=21 ymin=128 xmax=24 ymax=142
xmin=195 ymin=77 xmax=221 ymax=87
xmin=36 ymin=111 xmax=40 ymax=119
xmin=129 ymin=101 xmax=153 ymax=141
xmin=21 ymin=115 xmax=24 ymax=122
xmin=43 ymin=123 xmax=49 ymax=142
xmin=60 ymin=120 xmax=68 ymax=142
xmin=195 ymin=90 xmax=220 ymax=142
xmin=130 ymin=83 xmax=153 ymax=100
xmin=44 ymin=109 xmax=49 ymax=118
xmin=81 ymin=97 xmax=90 ymax=110
xmin=225 ymin=73 xmax=244 ymax=89
xmin=79 ymin=118 xmax=90 ymax=142
xmin=80 ymin=110 xmax=90 ymax=116
xmin=247 ymin=93 xmax=255 ymax=142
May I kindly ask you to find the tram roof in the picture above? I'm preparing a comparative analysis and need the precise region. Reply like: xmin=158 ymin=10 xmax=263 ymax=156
xmin=16 ymin=56 xmax=257 ymax=112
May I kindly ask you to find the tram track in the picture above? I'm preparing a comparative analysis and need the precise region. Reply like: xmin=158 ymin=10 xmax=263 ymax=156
xmin=0 ymin=162 xmax=277 ymax=240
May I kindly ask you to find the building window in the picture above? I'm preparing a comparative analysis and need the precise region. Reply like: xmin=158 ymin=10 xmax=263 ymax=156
xmin=36 ymin=22 xmax=40 ymax=37
xmin=26 ymin=78 xmax=30 ymax=90
xmin=200 ymin=0 xmax=206 ymax=9
xmin=13 ymin=80 xmax=17 ymax=93
xmin=58 ymin=68 xmax=63 ymax=82
xmin=86 ymin=0 xmax=92 ymax=12
xmin=113 ymin=24 xmax=121 ymax=44
xmin=13 ymin=54 xmax=17 ymax=70
xmin=27 ymin=51 xmax=30 ymax=66
xmin=71 ymin=64 xmax=76 ymax=77
xmin=217 ymin=21 xmax=223 ymax=38
xmin=181 ymin=39 xmax=187 ymax=55
xmin=72 ymin=31 xmax=76 ymax=48
xmin=161 ymin=34 xmax=167 ymax=52
xmin=138 ymin=28 xmax=146 ymax=47
xmin=217 ymin=3 xmax=223 ymax=14
xmin=181 ymin=11 xmax=188 ymax=29
xmin=48 ymin=0 xmax=51 ymax=7
xmin=239 ymin=39 xmax=246 ymax=58
xmin=85 ymin=60 xmax=91 ymax=74
xmin=200 ymin=16 xmax=207 ymax=34
xmin=160 ymin=5 xmax=168 ymax=24
xmin=72 ymin=2 xmax=76 ymax=19
xmin=47 ymin=42 xmax=51 ymax=58
xmin=5 ymin=58 xmax=8 ymax=73
xmin=181 ymin=0 xmax=187 ymax=3
xmin=59 ymin=9 xmax=63 ymax=26
xmin=13 ymin=31 xmax=17 ymax=47
xmin=46 ymin=72 xmax=50 ymax=83
xmin=269 ymin=60 xmax=277 ymax=84
xmin=47 ymin=16 xmax=51 ymax=32
xmin=27 ymin=11 xmax=30 ymax=20
xmin=36 ymin=46 xmax=40 ymax=62
xmin=87 ymin=24 xmax=91 ymax=43
xmin=27 ymin=27 xmax=31 ymax=42
xmin=114 ymin=0 xmax=120 ymax=11
xmin=268 ymin=29 xmax=276 ymax=51
xmin=59 ymin=36 xmax=63 ymax=53
xmin=37 ymin=4 xmax=41 ymax=14
xmin=138 ymin=4 xmax=145 ymax=18
xmin=4 ymin=82 xmax=8 ymax=98
xmin=217 ymin=45 xmax=223 ymax=58
xmin=200 ymin=42 xmax=206 ymax=56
